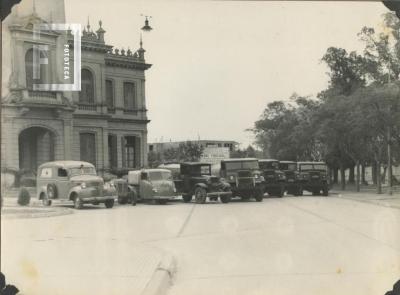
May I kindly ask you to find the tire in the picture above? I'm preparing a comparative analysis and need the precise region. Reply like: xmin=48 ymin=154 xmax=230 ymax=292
xmin=277 ymin=185 xmax=284 ymax=198
xmin=194 ymin=187 xmax=207 ymax=204
xmin=312 ymin=190 xmax=320 ymax=196
xmin=47 ymin=183 xmax=58 ymax=199
xmin=41 ymin=193 xmax=52 ymax=206
xmin=241 ymin=195 xmax=250 ymax=201
xmin=220 ymin=194 xmax=231 ymax=204
xmin=182 ymin=194 xmax=192 ymax=203
xmin=73 ymin=196 xmax=83 ymax=209
xmin=105 ymin=199 xmax=114 ymax=208
xmin=118 ymin=196 xmax=128 ymax=205
xmin=130 ymin=190 xmax=138 ymax=206
xmin=254 ymin=189 xmax=264 ymax=202
xmin=322 ymin=186 xmax=329 ymax=196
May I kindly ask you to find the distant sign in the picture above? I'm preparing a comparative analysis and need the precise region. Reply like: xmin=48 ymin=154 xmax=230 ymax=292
xmin=200 ymin=147 xmax=230 ymax=164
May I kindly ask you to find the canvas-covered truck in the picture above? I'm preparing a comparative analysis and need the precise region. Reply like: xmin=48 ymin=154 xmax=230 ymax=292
xmin=113 ymin=169 xmax=177 ymax=205
xmin=297 ymin=162 xmax=329 ymax=196
xmin=220 ymin=158 xmax=264 ymax=202
xmin=259 ymin=159 xmax=286 ymax=197
xmin=160 ymin=162 xmax=232 ymax=204
xmin=278 ymin=161 xmax=303 ymax=196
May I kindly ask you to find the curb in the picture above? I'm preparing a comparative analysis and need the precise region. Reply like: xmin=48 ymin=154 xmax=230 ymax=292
xmin=1 ymin=206 xmax=74 ymax=219
xmin=141 ymin=253 xmax=177 ymax=295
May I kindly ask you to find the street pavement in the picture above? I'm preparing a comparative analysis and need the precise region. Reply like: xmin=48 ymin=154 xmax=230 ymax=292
xmin=1 ymin=193 xmax=399 ymax=295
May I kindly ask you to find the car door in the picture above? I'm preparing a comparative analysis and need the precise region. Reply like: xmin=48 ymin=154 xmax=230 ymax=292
xmin=139 ymin=171 xmax=153 ymax=200
xmin=56 ymin=168 xmax=70 ymax=200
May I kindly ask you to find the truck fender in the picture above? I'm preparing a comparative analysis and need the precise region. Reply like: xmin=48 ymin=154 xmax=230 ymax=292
xmin=37 ymin=186 xmax=48 ymax=199
xmin=68 ymin=186 xmax=83 ymax=201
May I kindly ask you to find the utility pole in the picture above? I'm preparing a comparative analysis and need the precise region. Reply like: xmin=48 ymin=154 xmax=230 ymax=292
xmin=388 ymin=126 xmax=393 ymax=195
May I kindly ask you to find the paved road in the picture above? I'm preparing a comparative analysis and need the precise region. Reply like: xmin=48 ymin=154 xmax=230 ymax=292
xmin=2 ymin=194 xmax=400 ymax=295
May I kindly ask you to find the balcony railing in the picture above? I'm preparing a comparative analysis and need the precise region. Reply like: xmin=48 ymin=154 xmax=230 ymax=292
xmin=78 ymin=103 xmax=97 ymax=111
xmin=28 ymin=90 xmax=57 ymax=99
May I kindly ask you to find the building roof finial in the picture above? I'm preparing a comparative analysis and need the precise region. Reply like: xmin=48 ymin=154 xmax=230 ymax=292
xmin=87 ymin=15 xmax=91 ymax=31
xmin=32 ymin=0 xmax=37 ymax=14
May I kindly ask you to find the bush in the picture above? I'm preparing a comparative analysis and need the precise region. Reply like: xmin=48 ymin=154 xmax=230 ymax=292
xmin=17 ymin=187 xmax=31 ymax=206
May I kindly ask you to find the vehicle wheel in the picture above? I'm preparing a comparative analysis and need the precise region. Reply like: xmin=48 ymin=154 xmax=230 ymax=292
xmin=194 ymin=187 xmax=207 ymax=204
xmin=157 ymin=199 xmax=168 ymax=205
xmin=277 ymin=186 xmax=285 ymax=198
xmin=73 ymin=196 xmax=83 ymax=209
xmin=254 ymin=189 xmax=264 ymax=202
xmin=182 ymin=194 xmax=192 ymax=203
xmin=312 ymin=190 xmax=320 ymax=196
xmin=105 ymin=199 xmax=114 ymax=208
xmin=241 ymin=195 xmax=250 ymax=201
xmin=322 ymin=186 xmax=329 ymax=196
xmin=47 ymin=183 xmax=57 ymax=199
xmin=130 ymin=190 xmax=138 ymax=206
xmin=220 ymin=194 xmax=231 ymax=204
xmin=118 ymin=196 xmax=128 ymax=205
xmin=41 ymin=193 xmax=52 ymax=206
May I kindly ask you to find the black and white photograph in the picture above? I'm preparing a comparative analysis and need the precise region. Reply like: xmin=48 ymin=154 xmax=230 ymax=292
xmin=1 ymin=0 xmax=400 ymax=294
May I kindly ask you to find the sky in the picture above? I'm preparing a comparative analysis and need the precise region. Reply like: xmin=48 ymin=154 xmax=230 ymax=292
xmin=65 ymin=0 xmax=388 ymax=148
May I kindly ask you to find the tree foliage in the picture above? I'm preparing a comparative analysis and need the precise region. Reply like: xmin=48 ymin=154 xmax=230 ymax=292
xmin=252 ymin=12 xmax=400 ymax=188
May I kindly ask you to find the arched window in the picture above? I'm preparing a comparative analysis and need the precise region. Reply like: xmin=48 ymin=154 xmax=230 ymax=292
xmin=79 ymin=69 xmax=94 ymax=103
xmin=25 ymin=48 xmax=46 ymax=89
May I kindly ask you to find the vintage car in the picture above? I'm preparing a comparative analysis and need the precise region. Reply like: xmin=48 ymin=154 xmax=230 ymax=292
xmin=259 ymin=159 xmax=286 ymax=197
xmin=278 ymin=161 xmax=302 ymax=196
xmin=114 ymin=169 xmax=177 ymax=205
xmin=36 ymin=161 xmax=116 ymax=209
xmin=297 ymin=161 xmax=329 ymax=196
xmin=160 ymin=162 xmax=232 ymax=204
xmin=220 ymin=158 xmax=264 ymax=201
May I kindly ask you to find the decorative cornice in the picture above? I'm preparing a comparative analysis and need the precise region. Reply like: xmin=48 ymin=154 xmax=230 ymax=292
xmin=105 ymin=55 xmax=152 ymax=70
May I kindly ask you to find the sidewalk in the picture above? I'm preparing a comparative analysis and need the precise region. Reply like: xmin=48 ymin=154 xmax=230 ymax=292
xmin=332 ymin=190 xmax=400 ymax=210
xmin=1 ymin=193 xmax=74 ymax=219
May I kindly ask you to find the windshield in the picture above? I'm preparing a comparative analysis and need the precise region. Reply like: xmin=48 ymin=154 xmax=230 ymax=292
xmin=300 ymin=164 xmax=327 ymax=172
xmin=225 ymin=161 xmax=259 ymax=170
xmin=259 ymin=161 xmax=279 ymax=170
xmin=149 ymin=171 xmax=173 ymax=181
xmin=69 ymin=167 xmax=97 ymax=176
xmin=279 ymin=163 xmax=297 ymax=171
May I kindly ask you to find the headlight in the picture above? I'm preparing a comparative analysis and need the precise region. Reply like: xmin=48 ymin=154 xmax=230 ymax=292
xmin=152 ymin=188 xmax=158 ymax=193
xmin=81 ymin=182 xmax=86 ymax=189
xmin=230 ymin=175 xmax=234 ymax=180
xmin=254 ymin=174 xmax=259 ymax=179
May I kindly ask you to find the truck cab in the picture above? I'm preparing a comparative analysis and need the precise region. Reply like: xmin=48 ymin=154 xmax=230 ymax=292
xmin=259 ymin=159 xmax=286 ymax=197
xmin=220 ymin=158 xmax=264 ymax=202
xmin=278 ymin=161 xmax=302 ymax=196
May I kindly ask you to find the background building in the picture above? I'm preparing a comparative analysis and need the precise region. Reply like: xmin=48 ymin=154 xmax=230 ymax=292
xmin=1 ymin=0 xmax=151 ymax=188
xmin=148 ymin=140 xmax=238 ymax=164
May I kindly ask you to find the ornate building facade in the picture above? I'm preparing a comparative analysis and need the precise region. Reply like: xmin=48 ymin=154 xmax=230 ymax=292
xmin=1 ymin=0 xmax=151 ymax=187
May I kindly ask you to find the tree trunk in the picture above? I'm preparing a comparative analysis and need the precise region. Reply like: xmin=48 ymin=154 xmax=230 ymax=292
xmin=372 ymin=163 xmax=377 ymax=185
xmin=340 ymin=164 xmax=346 ymax=190
xmin=348 ymin=165 xmax=355 ymax=184
xmin=376 ymin=161 xmax=382 ymax=194
xmin=361 ymin=164 xmax=366 ymax=185
xmin=356 ymin=161 xmax=360 ymax=192
xmin=333 ymin=168 xmax=338 ymax=184
xmin=382 ymin=166 xmax=387 ymax=184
